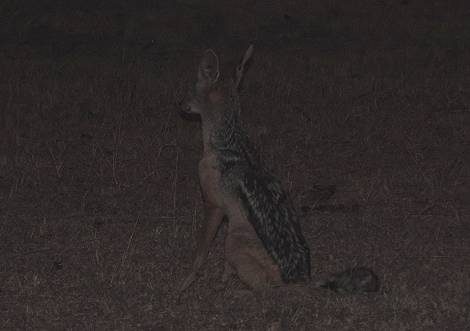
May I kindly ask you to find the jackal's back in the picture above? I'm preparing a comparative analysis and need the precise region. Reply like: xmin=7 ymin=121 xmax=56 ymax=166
xmin=212 ymin=101 xmax=311 ymax=283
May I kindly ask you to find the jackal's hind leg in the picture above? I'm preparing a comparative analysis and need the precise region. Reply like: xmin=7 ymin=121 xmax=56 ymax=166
xmin=225 ymin=239 xmax=282 ymax=290
xmin=179 ymin=205 xmax=224 ymax=292
xmin=228 ymin=254 xmax=273 ymax=290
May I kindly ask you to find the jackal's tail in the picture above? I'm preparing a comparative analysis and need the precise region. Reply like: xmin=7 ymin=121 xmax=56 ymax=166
xmin=316 ymin=267 xmax=379 ymax=294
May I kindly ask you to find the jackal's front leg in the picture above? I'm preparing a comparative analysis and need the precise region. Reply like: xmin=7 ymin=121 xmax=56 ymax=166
xmin=179 ymin=204 xmax=224 ymax=292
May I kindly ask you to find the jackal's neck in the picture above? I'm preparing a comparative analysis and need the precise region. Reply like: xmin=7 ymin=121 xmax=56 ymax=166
xmin=201 ymin=93 xmax=242 ymax=155
xmin=201 ymin=93 xmax=259 ymax=169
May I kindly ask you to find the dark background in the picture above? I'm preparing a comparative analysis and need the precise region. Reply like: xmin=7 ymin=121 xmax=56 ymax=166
xmin=1 ymin=0 xmax=469 ymax=329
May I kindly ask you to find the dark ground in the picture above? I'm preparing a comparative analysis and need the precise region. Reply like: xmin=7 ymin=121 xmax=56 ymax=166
xmin=1 ymin=0 xmax=469 ymax=330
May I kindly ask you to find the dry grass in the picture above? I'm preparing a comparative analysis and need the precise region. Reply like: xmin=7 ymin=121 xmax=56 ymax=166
xmin=1 ymin=0 xmax=469 ymax=330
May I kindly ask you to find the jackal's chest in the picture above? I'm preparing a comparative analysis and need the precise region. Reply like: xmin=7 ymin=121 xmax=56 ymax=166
xmin=198 ymin=154 xmax=224 ymax=207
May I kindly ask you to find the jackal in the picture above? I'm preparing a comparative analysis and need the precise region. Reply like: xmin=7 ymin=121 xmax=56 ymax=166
xmin=179 ymin=45 xmax=311 ymax=291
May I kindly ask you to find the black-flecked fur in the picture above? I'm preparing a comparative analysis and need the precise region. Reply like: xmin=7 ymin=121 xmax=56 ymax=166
xmin=211 ymin=91 xmax=311 ymax=282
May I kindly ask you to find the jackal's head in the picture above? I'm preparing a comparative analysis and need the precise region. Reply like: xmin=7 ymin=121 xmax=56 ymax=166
xmin=180 ymin=45 xmax=254 ymax=125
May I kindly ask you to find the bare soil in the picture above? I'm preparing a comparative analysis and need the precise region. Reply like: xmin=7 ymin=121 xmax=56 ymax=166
xmin=1 ymin=1 xmax=469 ymax=330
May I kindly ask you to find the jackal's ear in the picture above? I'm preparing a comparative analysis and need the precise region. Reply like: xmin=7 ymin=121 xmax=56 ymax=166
xmin=198 ymin=49 xmax=220 ymax=84
xmin=234 ymin=44 xmax=254 ymax=90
